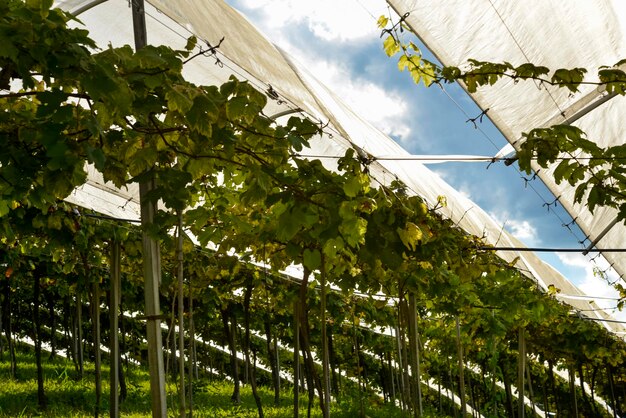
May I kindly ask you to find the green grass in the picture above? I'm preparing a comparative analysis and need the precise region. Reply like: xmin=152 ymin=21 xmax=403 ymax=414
xmin=0 ymin=348 xmax=440 ymax=417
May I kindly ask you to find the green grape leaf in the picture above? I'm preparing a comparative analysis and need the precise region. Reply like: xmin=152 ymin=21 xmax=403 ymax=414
xmin=397 ymin=222 xmax=423 ymax=252
xmin=303 ymin=248 xmax=321 ymax=271
xmin=383 ymin=35 xmax=400 ymax=57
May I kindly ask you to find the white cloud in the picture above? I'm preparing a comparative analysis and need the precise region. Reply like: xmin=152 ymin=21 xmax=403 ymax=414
xmin=431 ymin=169 xmax=473 ymax=199
xmin=456 ymin=186 xmax=472 ymax=200
xmin=231 ymin=1 xmax=416 ymax=144
xmin=557 ymin=253 xmax=626 ymax=322
xmin=489 ymin=211 xmax=540 ymax=246
xmin=237 ymin=0 xmax=387 ymax=42
xmin=507 ymin=220 xmax=537 ymax=241
xmin=557 ymin=252 xmax=592 ymax=270
xmin=300 ymin=57 xmax=412 ymax=140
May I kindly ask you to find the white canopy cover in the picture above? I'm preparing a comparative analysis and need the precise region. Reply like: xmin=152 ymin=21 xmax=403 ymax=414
xmin=52 ymin=0 xmax=623 ymax=332
xmin=388 ymin=0 xmax=626 ymax=287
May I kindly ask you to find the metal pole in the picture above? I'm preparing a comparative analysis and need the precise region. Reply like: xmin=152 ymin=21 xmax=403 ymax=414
xmin=409 ymin=294 xmax=423 ymax=416
xmin=395 ymin=323 xmax=407 ymax=412
xmin=131 ymin=1 xmax=167 ymax=416
xmin=569 ymin=364 xmax=579 ymax=417
xmin=109 ymin=241 xmax=121 ymax=418
xmin=131 ymin=0 xmax=147 ymax=50
xmin=177 ymin=212 xmax=186 ymax=417
xmin=456 ymin=317 xmax=466 ymax=417
xmin=320 ymin=258 xmax=330 ymax=418
xmin=517 ymin=328 xmax=525 ymax=418
xmin=139 ymin=178 xmax=168 ymax=417
xmin=293 ymin=300 xmax=300 ymax=418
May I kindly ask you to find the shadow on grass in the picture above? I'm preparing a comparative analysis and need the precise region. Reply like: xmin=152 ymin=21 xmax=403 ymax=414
xmin=0 ymin=351 xmax=155 ymax=417
xmin=0 ymin=352 xmax=409 ymax=418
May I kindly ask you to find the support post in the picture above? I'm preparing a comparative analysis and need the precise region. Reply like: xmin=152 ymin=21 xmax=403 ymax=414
xmin=395 ymin=323 xmax=406 ymax=412
xmin=408 ymin=293 xmax=423 ymax=417
xmin=569 ymin=364 xmax=578 ymax=418
xmin=320 ymin=258 xmax=330 ymax=418
xmin=132 ymin=1 xmax=167 ymax=415
xmin=456 ymin=317 xmax=467 ymax=417
xmin=526 ymin=358 xmax=536 ymax=417
xmin=608 ymin=366 xmax=617 ymax=418
xmin=92 ymin=279 xmax=102 ymax=416
xmin=517 ymin=328 xmax=525 ymax=418
xmin=293 ymin=300 xmax=300 ymax=418
xmin=177 ymin=212 xmax=186 ymax=417
xmin=140 ymin=178 xmax=167 ymax=417
xmin=109 ymin=241 xmax=121 ymax=418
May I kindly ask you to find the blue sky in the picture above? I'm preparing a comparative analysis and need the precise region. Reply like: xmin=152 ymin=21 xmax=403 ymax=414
xmin=224 ymin=0 xmax=623 ymax=318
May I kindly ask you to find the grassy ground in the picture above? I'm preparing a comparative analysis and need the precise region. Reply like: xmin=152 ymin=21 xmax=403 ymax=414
xmin=0 ymin=348 xmax=441 ymax=417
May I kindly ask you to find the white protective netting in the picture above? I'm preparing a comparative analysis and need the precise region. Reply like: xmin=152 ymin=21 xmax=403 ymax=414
xmin=387 ymin=0 xmax=626 ymax=288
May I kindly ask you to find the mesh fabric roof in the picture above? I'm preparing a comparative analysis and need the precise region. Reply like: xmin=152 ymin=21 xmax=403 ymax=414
xmin=388 ymin=0 xmax=626 ymax=287
xmin=53 ymin=0 xmax=624 ymax=333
